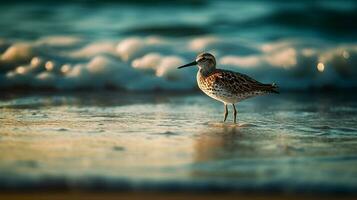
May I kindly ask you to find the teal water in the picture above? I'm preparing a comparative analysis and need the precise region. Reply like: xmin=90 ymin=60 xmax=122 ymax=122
xmin=1 ymin=92 xmax=357 ymax=193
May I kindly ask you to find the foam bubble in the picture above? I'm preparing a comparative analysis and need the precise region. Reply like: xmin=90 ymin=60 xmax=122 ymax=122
xmin=15 ymin=66 xmax=27 ymax=74
xmin=30 ymin=57 xmax=42 ymax=67
xmin=188 ymin=37 xmax=259 ymax=56
xmin=45 ymin=61 xmax=55 ymax=71
xmin=342 ymin=50 xmax=350 ymax=59
xmin=66 ymin=64 xmax=88 ymax=78
xmin=116 ymin=37 xmax=145 ymax=61
xmin=188 ymin=36 xmax=219 ymax=51
xmin=35 ymin=36 xmax=81 ymax=47
xmin=70 ymin=42 xmax=116 ymax=58
xmin=265 ymin=48 xmax=297 ymax=68
xmin=219 ymin=56 xmax=262 ymax=68
xmin=156 ymin=56 xmax=186 ymax=80
xmin=59 ymin=64 xmax=90 ymax=89
xmin=87 ymin=55 xmax=119 ymax=76
xmin=116 ymin=37 xmax=171 ymax=62
xmin=1 ymin=43 xmax=35 ymax=64
xmin=60 ymin=64 xmax=71 ymax=74
xmin=317 ymin=62 xmax=325 ymax=72
xmin=36 ymin=71 xmax=56 ymax=81
xmin=132 ymin=53 xmax=162 ymax=71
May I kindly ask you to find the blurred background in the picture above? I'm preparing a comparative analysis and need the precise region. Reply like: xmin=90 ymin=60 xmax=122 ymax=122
xmin=0 ymin=0 xmax=356 ymax=91
xmin=1 ymin=0 xmax=357 ymax=199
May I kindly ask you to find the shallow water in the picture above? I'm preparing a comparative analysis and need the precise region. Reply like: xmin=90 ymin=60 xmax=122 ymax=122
xmin=1 ymin=92 xmax=357 ymax=193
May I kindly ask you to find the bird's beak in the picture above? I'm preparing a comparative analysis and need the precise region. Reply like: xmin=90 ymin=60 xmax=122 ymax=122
xmin=177 ymin=61 xmax=197 ymax=69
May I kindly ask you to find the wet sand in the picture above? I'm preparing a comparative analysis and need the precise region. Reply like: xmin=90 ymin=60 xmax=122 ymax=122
xmin=1 ymin=91 xmax=357 ymax=195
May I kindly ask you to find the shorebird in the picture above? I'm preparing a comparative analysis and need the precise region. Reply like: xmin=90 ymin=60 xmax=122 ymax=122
xmin=178 ymin=52 xmax=278 ymax=123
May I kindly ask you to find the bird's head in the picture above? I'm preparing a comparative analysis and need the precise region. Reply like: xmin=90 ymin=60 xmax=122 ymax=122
xmin=177 ymin=52 xmax=216 ymax=72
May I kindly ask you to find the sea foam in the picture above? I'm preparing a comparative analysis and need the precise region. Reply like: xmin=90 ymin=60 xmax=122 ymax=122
xmin=1 ymin=36 xmax=356 ymax=91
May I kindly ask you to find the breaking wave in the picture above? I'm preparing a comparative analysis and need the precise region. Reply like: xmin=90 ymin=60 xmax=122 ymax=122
xmin=1 ymin=0 xmax=357 ymax=91
xmin=1 ymin=36 xmax=356 ymax=91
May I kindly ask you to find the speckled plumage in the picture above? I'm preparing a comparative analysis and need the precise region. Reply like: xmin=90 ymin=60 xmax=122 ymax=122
xmin=197 ymin=69 xmax=278 ymax=104
xmin=178 ymin=52 xmax=278 ymax=123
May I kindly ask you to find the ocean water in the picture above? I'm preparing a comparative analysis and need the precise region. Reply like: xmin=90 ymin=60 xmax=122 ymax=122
xmin=1 ymin=92 xmax=357 ymax=193
xmin=0 ymin=0 xmax=357 ymax=91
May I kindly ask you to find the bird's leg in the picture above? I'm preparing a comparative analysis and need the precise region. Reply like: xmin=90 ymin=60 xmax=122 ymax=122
xmin=223 ymin=103 xmax=228 ymax=122
xmin=232 ymin=104 xmax=237 ymax=124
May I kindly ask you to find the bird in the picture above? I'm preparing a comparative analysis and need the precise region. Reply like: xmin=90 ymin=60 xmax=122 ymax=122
xmin=178 ymin=52 xmax=278 ymax=124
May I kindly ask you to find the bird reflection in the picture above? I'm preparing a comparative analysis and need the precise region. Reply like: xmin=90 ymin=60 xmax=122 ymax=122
xmin=190 ymin=124 xmax=258 ymax=178
xmin=193 ymin=124 xmax=251 ymax=163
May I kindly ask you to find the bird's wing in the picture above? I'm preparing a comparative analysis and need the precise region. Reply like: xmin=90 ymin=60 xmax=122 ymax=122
xmin=211 ymin=70 xmax=270 ymax=94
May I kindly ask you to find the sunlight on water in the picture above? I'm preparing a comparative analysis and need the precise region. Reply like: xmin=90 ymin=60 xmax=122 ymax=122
xmin=317 ymin=62 xmax=325 ymax=72
xmin=1 ymin=92 xmax=357 ymax=192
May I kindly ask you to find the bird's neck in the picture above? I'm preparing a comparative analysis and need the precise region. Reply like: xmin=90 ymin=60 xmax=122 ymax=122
xmin=199 ymin=67 xmax=215 ymax=77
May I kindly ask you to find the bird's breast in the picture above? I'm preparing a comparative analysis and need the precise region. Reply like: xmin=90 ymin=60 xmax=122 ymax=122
xmin=196 ymin=71 xmax=235 ymax=103
xmin=196 ymin=71 xmax=210 ymax=91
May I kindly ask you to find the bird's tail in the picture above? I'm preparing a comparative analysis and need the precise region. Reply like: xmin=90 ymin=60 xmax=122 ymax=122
xmin=261 ymin=83 xmax=279 ymax=94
